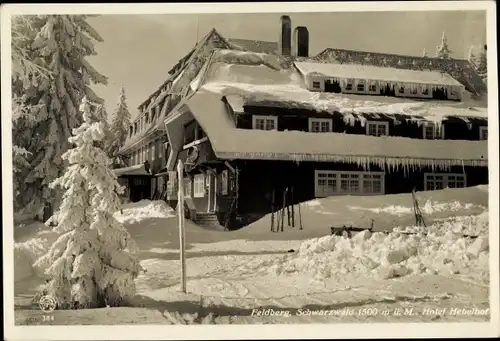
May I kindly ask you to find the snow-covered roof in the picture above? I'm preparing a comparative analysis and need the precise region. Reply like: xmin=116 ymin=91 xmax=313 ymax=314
xmin=113 ymin=164 xmax=150 ymax=177
xmin=313 ymin=48 xmax=487 ymax=95
xmin=225 ymin=38 xmax=278 ymax=55
xmin=198 ymin=52 xmax=487 ymax=123
xmin=294 ymin=61 xmax=464 ymax=87
xmin=183 ymin=90 xmax=488 ymax=168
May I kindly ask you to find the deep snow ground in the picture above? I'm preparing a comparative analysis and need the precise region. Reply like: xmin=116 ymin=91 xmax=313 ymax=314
xmin=13 ymin=187 xmax=490 ymax=324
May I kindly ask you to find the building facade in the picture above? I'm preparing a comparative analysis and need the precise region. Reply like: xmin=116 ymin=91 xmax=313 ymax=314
xmin=117 ymin=15 xmax=488 ymax=229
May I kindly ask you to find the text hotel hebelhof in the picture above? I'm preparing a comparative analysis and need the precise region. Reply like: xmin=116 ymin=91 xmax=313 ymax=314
xmin=250 ymin=307 xmax=491 ymax=317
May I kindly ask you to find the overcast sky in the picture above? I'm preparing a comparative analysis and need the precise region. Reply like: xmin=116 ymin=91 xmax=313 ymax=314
xmin=86 ymin=11 xmax=486 ymax=120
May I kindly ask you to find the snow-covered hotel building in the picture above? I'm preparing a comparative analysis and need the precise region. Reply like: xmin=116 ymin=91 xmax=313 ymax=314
xmin=118 ymin=15 xmax=488 ymax=229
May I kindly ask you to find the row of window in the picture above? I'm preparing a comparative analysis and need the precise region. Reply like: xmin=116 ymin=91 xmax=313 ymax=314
xmin=183 ymin=171 xmax=230 ymax=198
xmin=311 ymin=79 xmax=458 ymax=97
xmin=130 ymin=139 xmax=164 ymax=166
xmin=129 ymin=104 xmax=162 ymax=138
xmin=314 ymin=170 xmax=467 ymax=197
xmin=252 ymin=115 xmax=488 ymax=140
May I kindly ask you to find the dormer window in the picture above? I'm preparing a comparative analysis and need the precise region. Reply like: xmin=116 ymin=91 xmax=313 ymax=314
xmin=369 ymin=84 xmax=377 ymax=92
xmin=357 ymin=83 xmax=365 ymax=92
xmin=253 ymin=115 xmax=277 ymax=131
xmin=309 ymin=118 xmax=332 ymax=133
xmin=129 ymin=126 xmax=133 ymax=137
xmin=366 ymin=121 xmax=389 ymax=136
xmin=312 ymin=81 xmax=321 ymax=90
xmin=422 ymin=87 xmax=429 ymax=95
xmin=423 ymin=122 xmax=444 ymax=139
xmin=134 ymin=122 xmax=138 ymax=134
xmin=399 ymin=86 xmax=405 ymax=94
xmin=479 ymin=126 xmax=488 ymax=140
xmin=145 ymin=112 xmax=149 ymax=124
xmin=345 ymin=82 xmax=353 ymax=91
xmin=410 ymin=87 xmax=418 ymax=95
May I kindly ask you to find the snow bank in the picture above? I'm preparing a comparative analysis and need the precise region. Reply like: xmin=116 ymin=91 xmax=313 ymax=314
xmin=254 ymin=212 xmax=489 ymax=281
xmin=349 ymin=200 xmax=486 ymax=217
xmin=114 ymin=200 xmax=175 ymax=224
xmin=14 ymin=233 xmax=58 ymax=282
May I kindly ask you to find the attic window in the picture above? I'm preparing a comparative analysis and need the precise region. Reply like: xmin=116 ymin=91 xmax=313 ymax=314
xmin=312 ymin=81 xmax=321 ymax=89
xmin=366 ymin=121 xmax=389 ymax=137
xmin=410 ymin=87 xmax=418 ymax=95
xmin=399 ymin=86 xmax=405 ymax=94
xmin=345 ymin=82 xmax=353 ymax=91
xmin=357 ymin=84 xmax=365 ymax=91
xmin=422 ymin=87 xmax=429 ymax=95
xmin=369 ymin=84 xmax=377 ymax=92
xmin=479 ymin=126 xmax=488 ymax=140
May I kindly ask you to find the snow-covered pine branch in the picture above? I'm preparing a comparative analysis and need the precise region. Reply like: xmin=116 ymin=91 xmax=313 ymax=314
xmin=35 ymin=96 xmax=142 ymax=310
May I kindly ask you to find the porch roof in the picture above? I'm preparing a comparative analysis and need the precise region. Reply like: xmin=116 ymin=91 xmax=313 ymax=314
xmin=184 ymin=89 xmax=488 ymax=169
xmin=113 ymin=164 xmax=151 ymax=177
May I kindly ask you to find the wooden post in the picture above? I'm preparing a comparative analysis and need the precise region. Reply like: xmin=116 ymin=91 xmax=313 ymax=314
xmin=270 ymin=189 xmax=275 ymax=232
xmin=291 ymin=187 xmax=295 ymax=228
xmin=281 ymin=188 xmax=286 ymax=232
xmin=177 ymin=160 xmax=187 ymax=293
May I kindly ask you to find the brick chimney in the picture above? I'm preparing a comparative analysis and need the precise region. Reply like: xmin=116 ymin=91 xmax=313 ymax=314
xmin=293 ymin=26 xmax=309 ymax=57
xmin=278 ymin=15 xmax=292 ymax=56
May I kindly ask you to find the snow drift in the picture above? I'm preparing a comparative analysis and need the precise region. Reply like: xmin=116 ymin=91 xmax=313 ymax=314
xmin=257 ymin=212 xmax=489 ymax=281
xmin=114 ymin=200 xmax=175 ymax=224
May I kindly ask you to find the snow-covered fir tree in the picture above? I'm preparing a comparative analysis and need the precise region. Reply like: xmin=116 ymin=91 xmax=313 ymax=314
xmin=436 ymin=31 xmax=452 ymax=59
xmin=12 ymin=15 xmax=108 ymax=220
xmin=474 ymin=45 xmax=487 ymax=83
xmin=11 ymin=16 xmax=52 ymax=211
xmin=109 ymin=86 xmax=132 ymax=168
xmin=467 ymin=45 xmax=476 ymax=65
xmin=35 ymin=96 xmax=142 ymax=309
xmin=422 ymin=48 xmax=428 ymax=58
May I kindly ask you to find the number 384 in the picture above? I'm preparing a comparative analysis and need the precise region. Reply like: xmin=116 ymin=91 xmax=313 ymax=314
xmin=42 ymin=315 xmax=55 ymax=322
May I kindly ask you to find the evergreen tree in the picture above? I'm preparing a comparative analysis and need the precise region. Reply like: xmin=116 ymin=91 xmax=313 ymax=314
xmin=467 ymin=45 xmax=476 ymax=66
xmin=422 ymin=48 xmax=428 ymax=58
xmin=91 ymin=103 xmax=114 ymax=153
xmin=474 ymin=45 xmax=487 ymax=83
xmin=13 ymin=15 xmax=108 ymax=219
xmin=35 ymin=96 xmax=142 ymax=309
xmin=109 ymin=87 xmax=132 ymax=167
xmin=436 ymin=31 xmax=452 ymax=59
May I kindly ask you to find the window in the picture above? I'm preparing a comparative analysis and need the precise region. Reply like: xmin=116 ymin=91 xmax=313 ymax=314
xmin=129 ymin=126 xmax=133 ymax=137
xmin=309 ymin=118 xmax=332 ymax=133
xmin=479 ymin=126 xmax=488 ymax=140
xmin=357 ymin=83 xmax=365 ymax=92
xmin=221 ymin=170 xmax=229 ymax=195
xmin=145 ymin=113 xmax=149 ymax=124
xmin=158 ymin=140 xmax=163 ymax=159
xmin=315 ymin=170 xmax=385 ymax=197
xmin=424 ymin=173 xmax=466 ymax=191
xmin=184 ymin=178 xmax=192 ymax=197
xmin=151 ymin=109 xmax=156 ymax=122
xmin=366 ymin=121 xmax=389 ymax=136
xmin=422 ymin=122 xmax=444 ymax=139
xmin=152 ymin=143 xmax=156 ymax=161
xmin=252 ymin=115 xmax=277 ymax=131
xmin=194 ymin=174 xmax=205 ymax=198
xmin=312 ymin=81 xmax=321 ymax=89
xmin=134 ymin=122 xmax=138 ymax=134
xmin=422 ymin=87 xmax=429 ymax=95
xmin=410 ymin=86 xmax=418 ymax=95
xmin=399 ymin=86 xmax=405 ymax=94
xmin=369 ymin=84 xmax=377 ymax=92
xmin=345 ymin=82 xmax=353 ymax=91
